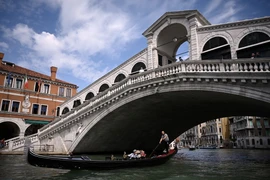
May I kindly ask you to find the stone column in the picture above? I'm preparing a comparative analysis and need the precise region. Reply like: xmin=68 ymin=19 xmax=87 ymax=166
xmin=146 ymin=33 xmax=158 ymax=70
xmin=188 ymin=16 xmax=199 ymax=60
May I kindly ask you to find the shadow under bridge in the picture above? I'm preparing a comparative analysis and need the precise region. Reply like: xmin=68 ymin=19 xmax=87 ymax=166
xmin=73 ymin=89 xmax=270 ymax=154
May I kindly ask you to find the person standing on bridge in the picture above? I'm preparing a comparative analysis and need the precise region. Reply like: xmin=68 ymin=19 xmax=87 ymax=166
xmin=159 ymin=131 xmax=169 ymax=153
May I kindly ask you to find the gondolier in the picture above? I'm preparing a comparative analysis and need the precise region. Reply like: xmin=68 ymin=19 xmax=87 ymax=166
xmin=159 ymin=131 xmax=169 ymax=153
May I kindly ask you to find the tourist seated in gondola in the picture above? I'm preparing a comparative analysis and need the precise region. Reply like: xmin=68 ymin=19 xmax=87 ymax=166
xmin=128 ymin=149 xmax=137 ymax=159
xmin=123 ymin=151 xmax=128 ymax=160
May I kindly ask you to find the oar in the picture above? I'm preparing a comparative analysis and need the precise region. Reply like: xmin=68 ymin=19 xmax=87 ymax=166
xmin=148 ymin=143 xmax=160 ymax=158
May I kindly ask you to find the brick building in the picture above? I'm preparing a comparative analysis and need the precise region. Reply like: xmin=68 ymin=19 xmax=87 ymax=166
xmin=0 ymin=52 xmax=78 ymax=140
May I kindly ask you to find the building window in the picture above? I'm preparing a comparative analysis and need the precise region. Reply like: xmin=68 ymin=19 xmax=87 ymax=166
xmin=43 ymin=84 xmax=50 ymax=94
xmin=219 ymin=128 xmax=221 ymax=133
xmin=246 ymin=139 xmax=250 ymax=145
xmin=15 ymin=79 xmax=23 ymax=89
xmin=260 ymin=139 xmax=263 ymax=145
xmin=252 ymin=139 xmax=255 ymax=145
xmin=5 ymin=76 xmax=13 ymax=87
xmin=59 ymin=87 xmax=65 ymax=96
xmin=268 ymin=139 xmax=270 ymax=145
xmin=32 ymin=104 xmax=39 ymax=114
xmin=11 ymin=101 xmax=20 ymax=112
xmin=40 ymin=105 xmax=47 ymax=115
xmin=1 ymin=100 xmax=10 ymax=111
xmin=66 ymin=88 xmax=71 ymax=97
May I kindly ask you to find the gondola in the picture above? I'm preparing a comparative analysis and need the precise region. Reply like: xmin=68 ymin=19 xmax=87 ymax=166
xmin=26 ymin=147 xmax=178 ymax=170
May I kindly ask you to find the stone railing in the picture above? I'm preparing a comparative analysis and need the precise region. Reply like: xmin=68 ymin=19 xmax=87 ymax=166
xmin=3 ymin=133 xmax=38 ymax=151
xmin=38 ymin=58 xmax=270 ymax=137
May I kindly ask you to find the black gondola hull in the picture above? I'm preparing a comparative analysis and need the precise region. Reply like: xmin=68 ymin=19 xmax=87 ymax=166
xmin=26 ymin=147 xmax=177 ymax=170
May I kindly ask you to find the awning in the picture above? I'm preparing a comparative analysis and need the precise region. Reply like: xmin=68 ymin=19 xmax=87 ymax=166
xmin=25 ymin=119 xmax=50 ymax=125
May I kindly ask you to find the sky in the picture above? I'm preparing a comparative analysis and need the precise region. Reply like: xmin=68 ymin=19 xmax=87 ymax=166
xmin=0 ymin=0 xmax=269 ymax=91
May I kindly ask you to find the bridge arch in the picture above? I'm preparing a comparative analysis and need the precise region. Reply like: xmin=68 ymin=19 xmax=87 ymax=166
xmin=200 ymin=32 xmax=233 ymax=60
xmin=85 ymin=92 xmax=95 ymax=100
xmin=236 ymin=31 xmax=270 ymax=58
xmin=156 ymin=23 xmax=188 ymax=58
xmin=114 ymin=73 xmax=126 ymax=83
xmin=70 ymin=81 xmax=270 ymax=153
xmin=62 ymin=107 xmax=70 ymax=115
xmin=99 ymin=83 xmax=110 ymax=93
xmin=131 ymin=62 xmax=146 ymax=74
xmin=73 ymin=99 xmax=82 ymax=108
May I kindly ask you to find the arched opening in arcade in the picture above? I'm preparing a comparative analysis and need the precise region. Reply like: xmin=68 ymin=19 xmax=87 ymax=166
xmin=237 ymin=32 xmax=270 ymax=58
xmin=131 ymin=62 xmax=146 ymax=75
xmin=201 ymin=37 xmax=231 ymax=60
xmin=99 ymin=84 xmax=109 ymax=93
xmin=156 ymin=23 xmax=189 ymax=65
xmin=73 ymin=99 xmax=81 ymax=108
xmin=0 ymin=122 xmax=20 ymax=139
xmin=85 ymin=92 xmax=95 ymax=100
xmin=24 ymin=124 xmax=44 ymax=136
xmin=62 ymin=107 xmax=69 ymax=115
xmin=114 ymin=73 xmax=126 ymax=83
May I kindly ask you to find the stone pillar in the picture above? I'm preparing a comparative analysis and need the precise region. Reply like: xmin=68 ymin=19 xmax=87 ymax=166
xmin=188 ymin=16 xmax=199 ymax=60
xmin=146 ymin=34 xmax=159 ymax=70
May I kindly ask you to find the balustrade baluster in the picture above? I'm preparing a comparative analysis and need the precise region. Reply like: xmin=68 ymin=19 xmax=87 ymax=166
xmin=203 ymin=64 xmax=207 ymax=71
xmin=249 ymin=63 xmax=254 ymax=71
xmin=244 ymin=64 xmax=248 ymax=71
xmin=260 ymin=62 xmax=264 ymax=71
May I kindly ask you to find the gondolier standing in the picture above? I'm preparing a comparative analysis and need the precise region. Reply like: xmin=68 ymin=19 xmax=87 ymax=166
xmin=159 ymin=131 xmax=169 ymax=153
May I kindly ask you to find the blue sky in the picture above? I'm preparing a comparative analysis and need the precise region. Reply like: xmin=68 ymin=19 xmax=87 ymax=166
xmin=0 ymin=0 xmax=269 ymax=91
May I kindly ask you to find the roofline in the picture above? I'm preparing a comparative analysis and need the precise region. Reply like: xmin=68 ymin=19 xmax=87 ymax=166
xmin=142 ymin=10 xmax=211 ymax=37
xmin=198 ymin=16 xmax=270 ymax=32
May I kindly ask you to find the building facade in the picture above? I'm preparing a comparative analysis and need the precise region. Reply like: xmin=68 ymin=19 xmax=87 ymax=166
xmin=0 ymin=52 xmax=78 ymax=140
xmin=229 ymin=116 xmax=270 ymax=149
xmin=180 ymin=117 xmax=230 ymax=148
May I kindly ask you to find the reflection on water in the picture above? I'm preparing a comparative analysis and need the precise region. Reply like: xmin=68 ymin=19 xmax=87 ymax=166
xmin=0 ymin=149 xmax=270 ymax=180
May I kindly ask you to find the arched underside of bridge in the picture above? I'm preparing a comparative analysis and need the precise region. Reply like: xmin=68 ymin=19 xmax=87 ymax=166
xmin=72 ymin=84 xmax=270 ymax=154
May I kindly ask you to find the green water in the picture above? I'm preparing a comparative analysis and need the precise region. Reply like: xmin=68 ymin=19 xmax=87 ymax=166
xmin=1 ymin=149 xmax=270 ymax=180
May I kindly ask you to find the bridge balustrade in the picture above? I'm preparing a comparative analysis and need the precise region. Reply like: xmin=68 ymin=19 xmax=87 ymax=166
xmin=38 ymin=58 xmax=270 ymax=139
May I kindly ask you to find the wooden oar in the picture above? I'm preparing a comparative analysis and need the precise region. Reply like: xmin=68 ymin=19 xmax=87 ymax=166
xmin=148 ymin=143 xmax=160 ymax=158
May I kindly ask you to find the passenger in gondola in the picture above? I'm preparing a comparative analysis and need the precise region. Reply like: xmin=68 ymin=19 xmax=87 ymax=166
xmin=111 ymin=154 xmax=115 ymax=160
xmin=140 ymin=150 xmax=146 ymax=158
xmin=128 ymin=149 xmax=137 ymax=159
xmin=123 ymin=151 xmax=128 ymax=160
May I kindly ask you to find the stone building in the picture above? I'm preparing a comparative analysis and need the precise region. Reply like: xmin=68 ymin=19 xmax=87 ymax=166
xmin=229 ymin=116 xmax=270 ymax=149
xmin=0 ymin=52 xmax=78 ymax=140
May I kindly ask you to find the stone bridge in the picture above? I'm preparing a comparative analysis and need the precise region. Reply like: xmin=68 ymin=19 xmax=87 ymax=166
xmin=37 ymin=58 xmax=270 ymax=154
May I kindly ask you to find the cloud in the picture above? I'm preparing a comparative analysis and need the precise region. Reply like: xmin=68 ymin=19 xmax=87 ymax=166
xmin=0 ymin=42 xmax=9 ymax=50
xmin=2 ymin=0 xmax=142 ymax=85
xmin=203 ymin=0 xmax=222 ymax=16
xmin=207 ymin=1 xmax=242 ymax=24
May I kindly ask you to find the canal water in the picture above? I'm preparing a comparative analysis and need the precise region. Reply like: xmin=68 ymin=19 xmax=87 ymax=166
xmin=1 ymin=148 xmax=270 ymax=180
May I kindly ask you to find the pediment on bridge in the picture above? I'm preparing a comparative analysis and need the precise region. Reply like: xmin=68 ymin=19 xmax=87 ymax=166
xmin=142 ymin=10 xmax=211 ymax=37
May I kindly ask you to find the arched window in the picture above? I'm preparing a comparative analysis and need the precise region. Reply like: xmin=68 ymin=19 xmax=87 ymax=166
xmin=201 ymin=37 xmax=231 ymax=60
xmin=73 ymin=99 xmax=81 ymax=108
xmin=237 ymin=32 xmax=270 ymax=58
xmin=62 ymin=107 xmax=69 ymax=115
xmin=114 ymin=73 xmax=126 ymax=83
xmin=131 ymin=62 xmax=146 ymax=74
xmin=99 ymin=84 xmax=109 ymax=93
xmin=85 ymin=92 xmax=94 ymax=100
